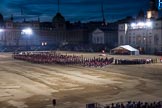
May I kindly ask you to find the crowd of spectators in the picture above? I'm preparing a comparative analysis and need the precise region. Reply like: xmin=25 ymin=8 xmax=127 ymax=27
xmin=0 ymin=45 xmax=58 ymax=52
xmin=114 ymin=58 xmax=158 ymax=65
xmin=86 ymin=101 xmax=162 ymax=108
xmin=60 ymin=44 xmax=94 ymax=52
xmin=59 ymin=44 xmax=109 ymax=52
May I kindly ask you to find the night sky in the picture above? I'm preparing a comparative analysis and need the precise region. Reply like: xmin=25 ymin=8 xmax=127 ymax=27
xmin=0 ymin=0 xmax=158 ymax=22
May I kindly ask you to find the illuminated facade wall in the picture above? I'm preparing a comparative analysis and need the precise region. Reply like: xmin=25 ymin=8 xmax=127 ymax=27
xmin=118 ymin=20 xmax=162 ymax=54
xmin=0 ymin=21 xmax=41 ymax=46
xmin=0 ymin=21 xmax=87 ymax=47
xmin=92 ymin=29 xmax=105 ymax=44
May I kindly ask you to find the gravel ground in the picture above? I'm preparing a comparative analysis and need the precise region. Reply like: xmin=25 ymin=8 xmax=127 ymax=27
xmin=0 ymin=52 xmax=162 ymax=108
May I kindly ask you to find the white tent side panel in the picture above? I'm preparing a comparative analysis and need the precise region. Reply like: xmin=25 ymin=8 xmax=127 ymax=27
xmin=111 ymin=45 xmax=140 ymax=55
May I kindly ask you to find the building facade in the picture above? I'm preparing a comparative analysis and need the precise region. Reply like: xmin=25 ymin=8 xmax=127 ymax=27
xmin=118 ymin=20 xmax=162 ymax=54
xmin=0 ymin=12 xmax=88 ymax=51
xmin=118 ymin=0 xmax=162 ymax=54
xmin=92 ymin=28 xmax=105 ymax=44
xmin=91 ymin=27 xmax=118 ymax=48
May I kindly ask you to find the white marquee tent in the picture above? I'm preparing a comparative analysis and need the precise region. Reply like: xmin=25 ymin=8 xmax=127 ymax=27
xmin=111 ymin=45 xmax=139 ymax=55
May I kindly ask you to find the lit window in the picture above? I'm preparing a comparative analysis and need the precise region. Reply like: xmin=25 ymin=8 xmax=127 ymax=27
xmin=147 ymin=11 xmax=152 ymax=19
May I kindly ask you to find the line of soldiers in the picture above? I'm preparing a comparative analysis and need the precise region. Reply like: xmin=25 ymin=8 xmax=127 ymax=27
xmin=13 ymin=51 xmax=114 ymax=67
xmin=114 ymin=58 xmax=157 ymax=65
xmin=83 ymin=57 xmax=114 ymax=67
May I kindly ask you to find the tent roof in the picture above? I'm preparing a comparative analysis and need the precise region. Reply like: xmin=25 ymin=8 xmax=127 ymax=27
xmin=112 ymin=45 xmax=139 ymax=52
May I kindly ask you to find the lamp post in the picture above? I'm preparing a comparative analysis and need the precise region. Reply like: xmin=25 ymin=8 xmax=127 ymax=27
xmin=143 ymin=37 xmax=147 ymax=54
xmin=0 ymin=29 xmax=4 ymax=47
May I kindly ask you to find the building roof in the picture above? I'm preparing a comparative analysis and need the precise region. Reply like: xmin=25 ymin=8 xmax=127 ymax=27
xmin=137 ymin=9 xmax=145 ymax=20
xmin=52 ymin=12 xmax=65 ymax=23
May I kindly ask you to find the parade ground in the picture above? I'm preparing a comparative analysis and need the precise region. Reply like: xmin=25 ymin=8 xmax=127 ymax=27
xmin=0 ymin=52 xmax=162 ymax=108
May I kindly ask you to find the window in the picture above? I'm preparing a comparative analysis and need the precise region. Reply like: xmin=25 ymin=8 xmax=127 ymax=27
xmin=0 ymin=34 xmax=2 ymax=40
xmin=143 ymin=36 xmax=146 ymax=43
xmin=97 ymin=37 xmax=100 ymax=43
xmin=133 ymin=37 xmax=135 ymax=44
xmin=155 ymin=23 xmax=158 ymax=26
xmin=129 ymin=36 xmax=131 ymax=44
xmin=120 ymin=35 xmax=123 ymax=44
xmin=149 ymin=36 xmax=152 ymax=44
xmin=154 ymin=34 xmax=159 ymax=45
xmin=101 ymin=37 xmax=104 ymax=44
xmin=59 ymin=24 xmax=63 ymax=28
xmin=136 ymin=36 xmax=141 ymax=45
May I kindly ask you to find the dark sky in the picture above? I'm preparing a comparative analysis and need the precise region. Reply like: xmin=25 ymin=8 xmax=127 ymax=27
xmin=0 ymin=0 xmax=157 ymax=22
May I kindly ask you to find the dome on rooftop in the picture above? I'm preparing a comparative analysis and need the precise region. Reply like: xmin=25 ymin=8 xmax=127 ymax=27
xmin=52 ymin=12 xmax=65 ymax=23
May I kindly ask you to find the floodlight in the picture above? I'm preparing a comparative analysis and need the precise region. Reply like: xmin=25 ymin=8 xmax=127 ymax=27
xmin=131 ymin=23 xmax=136 ymax=27
xmin=137 ymin=22 xmax=145 ymax=26
xmin=0 ymin=29 xmax=4 ymax=32
xmin=145 ymin=21 xmax=152 ymax=27
xmin=21 ymin=28 xmax=33 ymax=35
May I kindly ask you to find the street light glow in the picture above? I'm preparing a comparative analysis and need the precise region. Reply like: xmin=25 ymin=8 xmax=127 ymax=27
xmin=0 ymin=29 xmax=4 ymax=32
xmin=146 ymin=21 xmax=152 ymax=27
xmin=131 ymin=23 xmax=136 ymax=27
xmin=21 ymin=28 xmax=33 ymax=35
xmin=137 ymin=22 xmax=145 ymax=26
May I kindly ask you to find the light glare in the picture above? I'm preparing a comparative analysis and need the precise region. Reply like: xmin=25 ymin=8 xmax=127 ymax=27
xmin=137 ymin=22 xmax=145 ymax=26
xmin=22 ymin=28 xmax=33 ymax=35
xmin=130 ymin=21 xmax=152 ymax=29
xmin=131 ymin=23 xmax=136 ymax=27
xmin=0 ymin=29 xmax=4 ymax=32
xmin=146 ymin=21 xmax=152 ymax=27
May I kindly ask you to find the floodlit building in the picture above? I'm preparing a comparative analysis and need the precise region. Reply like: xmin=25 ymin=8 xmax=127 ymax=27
xmin=0 ymin=0 xmax=88 ymax=51
xmin=118 ymin=0 xmax=162 ymax=54
xmin=0 ymin=1 xmax=117 ymax=51
xmin=0 ymin=12 xmax=88 ymax=50
xmin=90 ymin=3 xmax=118 ymax=49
